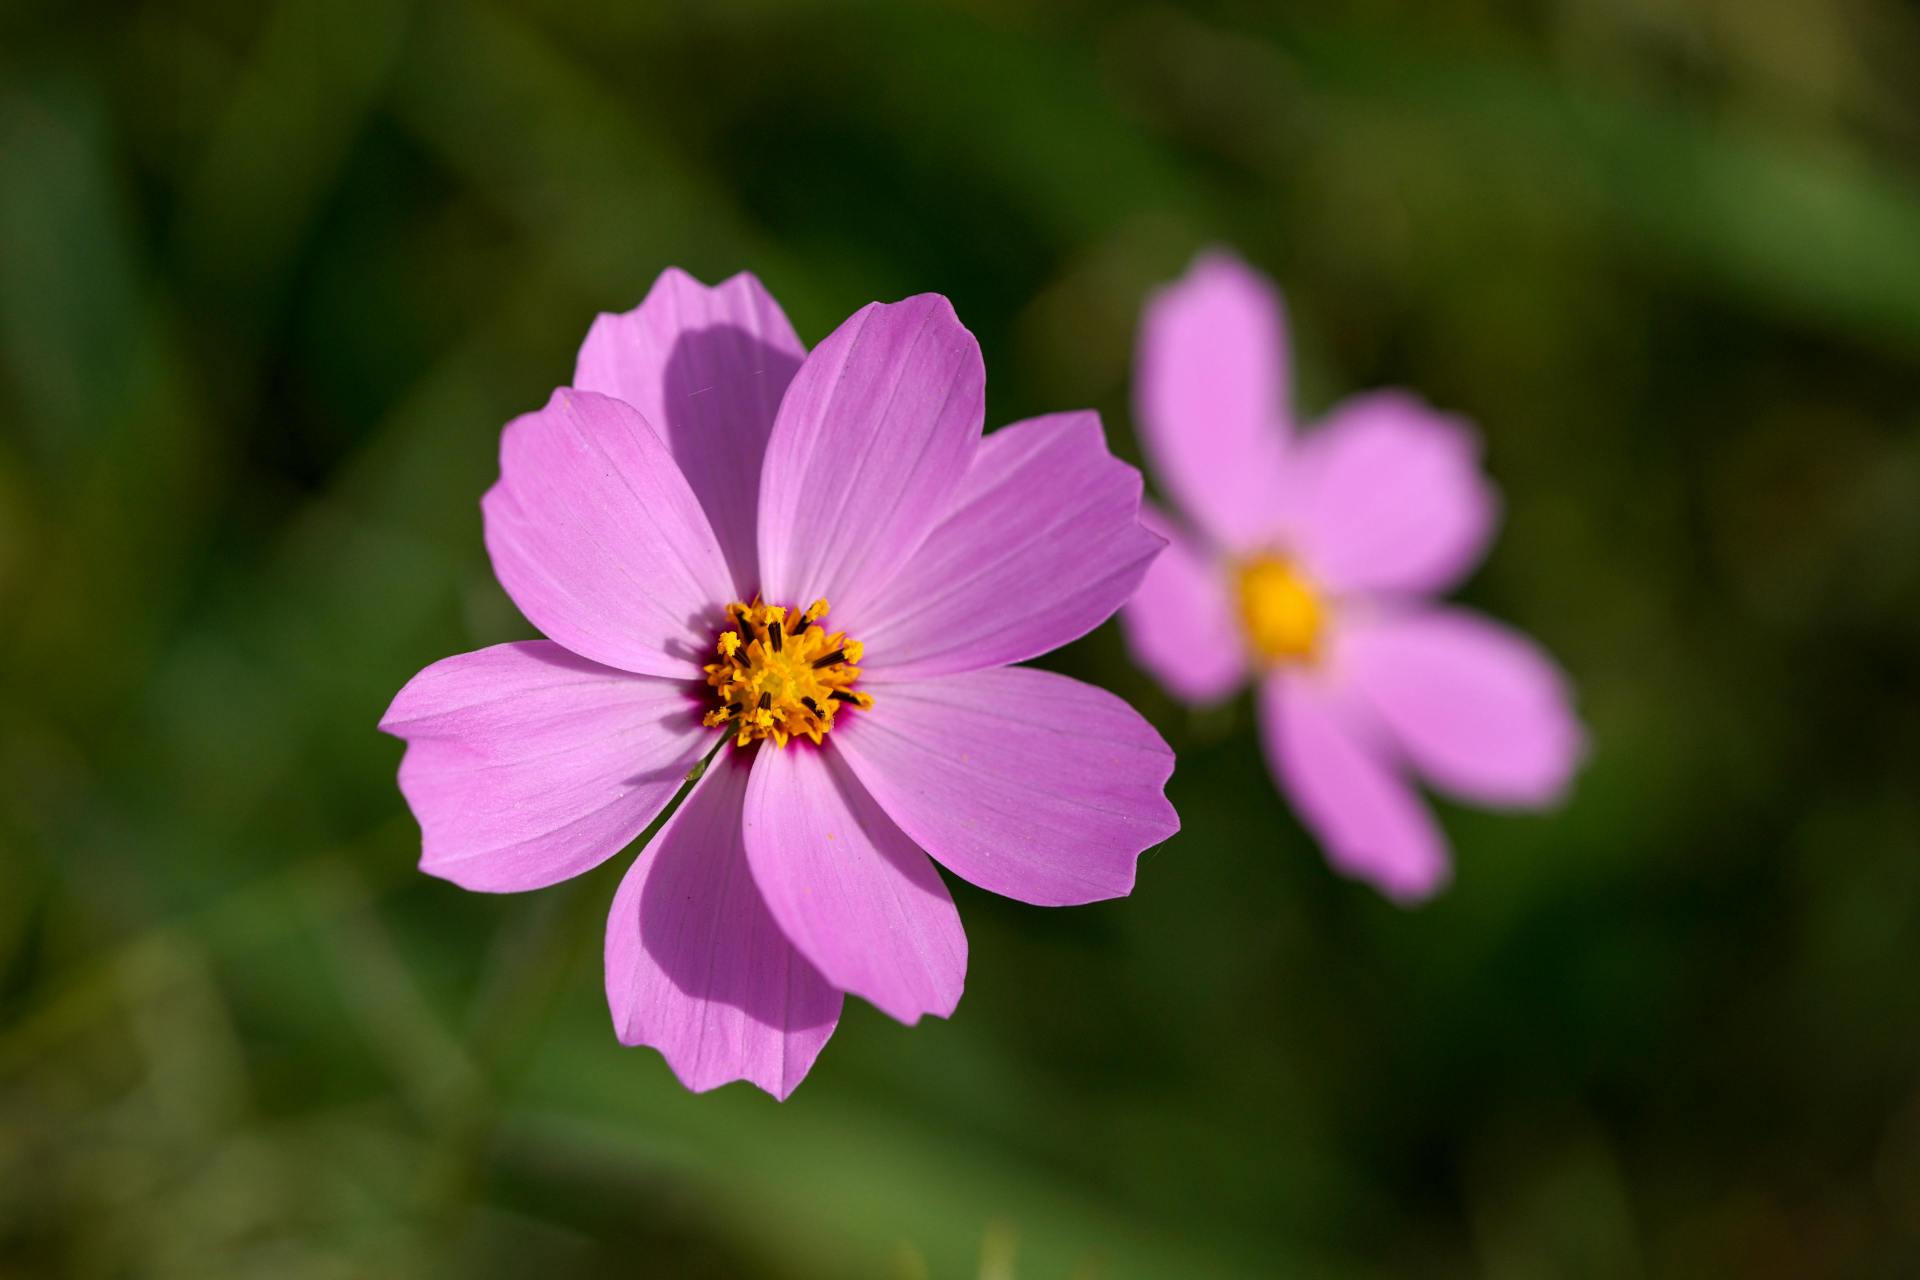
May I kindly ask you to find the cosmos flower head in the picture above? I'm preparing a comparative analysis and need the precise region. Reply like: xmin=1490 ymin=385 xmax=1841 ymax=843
xmin=382 ymin=269 xmax=1179 ymax=1097
xmin=1122 ymin=250 xmax=1584 ymax=903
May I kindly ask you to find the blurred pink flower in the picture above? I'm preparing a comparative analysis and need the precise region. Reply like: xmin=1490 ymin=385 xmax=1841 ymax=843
xmin=1121 ymin=251 xmax=1584 ymax=903
xmin=382 ymin=269 xmax=1177 ymax=1097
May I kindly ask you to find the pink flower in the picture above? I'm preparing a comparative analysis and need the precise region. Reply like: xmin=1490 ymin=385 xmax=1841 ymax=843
xmin=1121 ymin=251 xmax=1584 ymax=903
xmin=381 ymin=269 xmax=1178 ymax=1097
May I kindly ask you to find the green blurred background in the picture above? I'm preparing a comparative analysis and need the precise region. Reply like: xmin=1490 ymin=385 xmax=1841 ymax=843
xmin=5 ymin=1 xmax=1920 ymax=1275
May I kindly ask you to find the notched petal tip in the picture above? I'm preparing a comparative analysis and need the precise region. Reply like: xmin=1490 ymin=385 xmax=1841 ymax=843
xmin=605 ymin=751 xmax=843 ymax=1098
xmin=386 ymin=643 xmax=711 ymax=895
xmin=884 ymin=289 xmax=964 ymax=324
xmin=375 ymin=692 xmax=412 ymax=738
xmin=647 ymin=1047 xmax=814 ymax=1102
xmin=413 ymin=845 xmax=520 ymax=896
xmin=574 ymin=267 xmax=806 ymax=599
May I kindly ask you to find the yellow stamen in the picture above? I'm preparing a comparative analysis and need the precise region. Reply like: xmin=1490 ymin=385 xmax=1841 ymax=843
xmin=1236 ymin=556 xmax=1325 ymax=664
xmin=702 ymin=597 xmax=872 ymax=748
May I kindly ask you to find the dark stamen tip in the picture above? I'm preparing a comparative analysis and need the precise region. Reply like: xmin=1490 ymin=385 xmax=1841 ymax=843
xmin=769 ymin=620 xmax=783 ymax=651
xmin=812 ymin=649 xmax=846 ymax=669
xmin=829 ymin=689 xmax=860 ymax=704
xmin=757 ymin=692 xmax=772 ymax=711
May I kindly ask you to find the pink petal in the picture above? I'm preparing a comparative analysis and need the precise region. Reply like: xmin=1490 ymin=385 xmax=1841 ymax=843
xmin=379 ymin=642 xmax=710 ymax=893
xmin=1258 ymin=672 xmax=1450 ymax=904
xmin=604 ymin=748 xmax=841 ymax=1100
xmin=483 ymin=389 xmax=733 ymax=679
xmin=1343 ymin=607 xmax=1585 ymax=808
xmin=1135 ymin=250 xmax=1291 ymax=552
xmin=1118 ymin=503 xmax=1248 ymax=706
xmin=742 ymin=744 xmax=966 ymax=1025
xmin=836 ymin=667 xmax=1178 ymax=907
xmin=856 ymin=412 xmax=1163 ymax=680
xmin=756 ymin=295 xmax=984 ymax=626
xmin=574 ymin=268 xmax=805 ymax=596
xmin=1285 ymin=391 xmax=1499 ymax=597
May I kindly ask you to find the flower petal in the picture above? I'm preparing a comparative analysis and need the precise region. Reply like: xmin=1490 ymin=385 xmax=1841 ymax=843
xmin=482 ymin=388 xmax=733 ymax=679
xmin=1118 ymin=503 xmax=1248 ymax=706
xmin=856 ymin=412 xmax=1162 ymax=680
xmin=757 ymin=295 xmax=984 ymax=625
xmin=379 ymin=642 xmax=710 ymax=893
xmin=1343 ymin=607 xmax=1584 ymax=808
xmin=1285 ymin=391 xmax=1498 ymax=597
xmin=575 ymin=268 xmax=805 ymax=596
xmin=1258 ymin=672 xmax=1450 ymax=904
xmin=742 ymin=744 xmax=965 ymax=1025
xmin=1135 ymin=250 xmax=1291 ymax=551
xmin=604 ymin=748 xmax=841 ymax=1100
xmin=836 ymin=667 xmax=1178 ymax=907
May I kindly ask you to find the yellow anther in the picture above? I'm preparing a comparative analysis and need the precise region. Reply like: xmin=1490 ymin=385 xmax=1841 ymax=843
xmin=1236 ymin=555 xmax=1326 ymax=664
xmin=704 ymin=598 xmax=871 ymax=747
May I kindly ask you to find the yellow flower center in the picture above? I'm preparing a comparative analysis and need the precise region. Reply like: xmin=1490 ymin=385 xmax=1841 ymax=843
xmin=1236 ymin=556 xmax=1325 ymax=664
xmin=703 ymin=598 xmax=872 ymax=748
